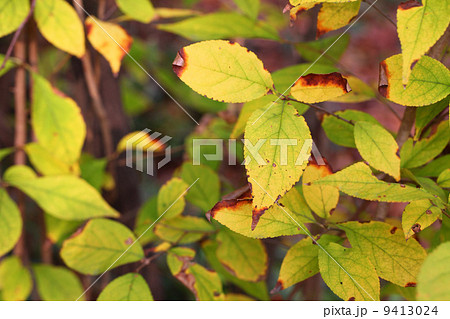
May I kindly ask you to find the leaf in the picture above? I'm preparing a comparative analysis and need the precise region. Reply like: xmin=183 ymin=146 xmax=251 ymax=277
xmin=216 ymin=230 xmax=267 ymax=282
xmin=4 ymin=165 xmax=119 ymax=221
xmin=45 ymin=214 xmax=82 ymax=244
xmin=318 ymin=242 xmax=380 ymax=301
xmin=410 ymin=155 xmax=450 ymax=178
xmin=167 ymin=247 xmax=196 ymax=275
xmin=295 ymin=34 xmax=350 ymax=66
xmin=397 ymin=0 xmax=450 ymax=85
xmin=0 ymin=0 xmax=29 ymax=38
xmin=331 ymin=76 xmax=375 ymax=103
xmin=354 ymin=121 xmax=400 ymax=180
xmin=0 ymin=256 xmax=32 ymax=301
xmin=0 ymin=188 xmax=22 ymax=257
xmin=379 ymin=54 xmax=450 ymax=106
xmin=314 ymin=162 xmax=434 ymax=202
xmin=438 ymin=169 xmax=450 ymax=188
xmin=34 ymin=0 xmax=85 ymax=57
xmin=158 ymin=12 xmax=278 ymax=41
xmin=233 ymin=0 xmax=260 ymax=19
xmin=402 ymin=200 xmax=441 ymax=240
xmin=290 ymin=72 xmax=351 ymax=103
xmin=180 ymin=163 xmax=220 ymax=212
xmin=157 ymin=177 xmax=189 ymax=219
xmin=79 ymin=154 xmax=108 ymax=191
xmin=202 ymin=240 xmax=269 ymax=300
xmin=417 ymin=242 xmax=450 ymax=300
xmin=33 ymin=264 xmax=84 ymax=301
xmin=340 ymin=221 xmax=427 ymax=287
xmin=317 ymin=1 xmax=361 ymax=37
xmin=231 ymin=96 xmax=308 ymax=138
xmin=415 ymin=97 xmax=449 ymax=140
xmin=97 ymin=273 xmax=153 ymax=301
xmin=85 ymin=17 xmax=132 ymax=76
xmin=302 ymin=161 xmax=339 ymax=218
xmin=275 ymin=237 xmax=319 ymax=291
xmin=272 ymin=63 xmax=337 ymax=92
xmin=154 ymin=215 xmax=214 ymax=244
xmin=208 ymin=187 xmax=312 ymax=238
xmin=154 ymin=7 xmax=200 ymax=19
xmin=32 ymin=73 xmax=86 ymax=165
xmin=290 ymin=0 xmax=358 ymax=4
xmin=400 ymin=121 xmax=450 ymax=169
xmin=173 ymin=40 xmax=273 ymax=103
xmin=116 ymin=0 xmax=155 ymax=23
xmin=245 ymin=100 xmax=311 ymax=222
xmin=25 ymin=143 xmax=72 ymax=176
xmin=321 ymin=110 xmax=380 ymax=148
xmin=60 ymin=219 xmax=144 ymax=275
xmin=0 ymin=147 xmax=13 ymax=162
xmin=134 ymin=196 xmax=158 ymax=245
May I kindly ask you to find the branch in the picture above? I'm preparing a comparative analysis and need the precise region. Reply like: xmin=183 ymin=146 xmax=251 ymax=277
xmin=0 ymin=0 xmax=36 ymax=72
xmin=363 ymin=0 xmax=396 ymax=28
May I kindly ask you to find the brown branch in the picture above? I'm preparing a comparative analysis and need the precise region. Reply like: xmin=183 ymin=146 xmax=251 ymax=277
xmin=73 ymin=0 xmax=114 ymax=157
xmin=0 ymin=0 xmax=36 ymax=72
xmin=12 ymin=33 xmax=29 ymax=265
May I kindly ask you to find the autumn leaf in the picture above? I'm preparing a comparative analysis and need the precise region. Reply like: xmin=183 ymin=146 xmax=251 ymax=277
xmin=402 ymin=200 xmax=441 ymax=239
xmin=317 ymin=1 xmax=361 ymax=37
xmin=86 ymin=17 xmax=133 ymax=76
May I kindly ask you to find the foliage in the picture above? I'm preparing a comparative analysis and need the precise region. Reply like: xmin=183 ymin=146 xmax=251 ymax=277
xmin=0 ymin=0 xmax=449 ymax=301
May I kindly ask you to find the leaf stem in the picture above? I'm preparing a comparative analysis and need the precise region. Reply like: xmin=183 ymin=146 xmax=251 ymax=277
xmin=363 ymin=0 xmax=396 ymax=28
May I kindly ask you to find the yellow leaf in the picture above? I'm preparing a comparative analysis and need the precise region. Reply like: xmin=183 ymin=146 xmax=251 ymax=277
xmin=34 ymin=0 xmax=85 ymax=57
xmin=86 ymin=17 xmax=132 ymax=76
xmin=290 ymin=72 xmax=351 ymax=103
xmin=397 ymin=0 xmax=450 ymax=85
xmin=173 ymin=40 xmax=273 ymax=103
xmin=317 ymin=1 xmax=361 ymax=37
xmin=0 ymin=0 xmax=29 ymax=38
xmin=116 ymin=0 xmax=155 ymax=23
xmin=402 ymin=200 xmax=441 ymax=239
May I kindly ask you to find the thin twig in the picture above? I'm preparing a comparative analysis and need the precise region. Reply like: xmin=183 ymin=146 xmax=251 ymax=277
xmin=73 ymin=0 xmax=114 ymax=157
xmin=0 ymin=0 xmax=36 ymax=72
xmin=363 ymin=0 xmax=396 ymax=27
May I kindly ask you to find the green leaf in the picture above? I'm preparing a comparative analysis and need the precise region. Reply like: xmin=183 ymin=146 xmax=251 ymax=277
xmin=411 ymin=155 xmax=450 ymax=178
xmin=319 ymin=242 xmax=379 ymax=301
xmin=32 ymin=73 xmax=86 ymax=165
xmin=0 ymin=256 xmax=32 ymax=301
xmin=314 ymin=162 xmax=434 ymax=202
xmin=158 ymin=12 xmax=278 ymax=41
xmin=33 ymin=264 xmax=84 ymax=301
xmin=61 ymin=219 xmax=144 ymax=275
xmin=231 ymin=96 xmax=308 ymax=138
xmin=321 ymin=110 xmax=380 ymax=148
xmin=209 ymin=187 xmax=312 ymax=238
xmin=216 ymin=230 xmax=267 ymax=282
xmin=34 ymin=0 xmax=85 ymax=57
xmin=354 ymin=121 xmax=400 ymax=180
xmin=400 ymin=121 xmax=450 ymax=169
xmin=379 ymin=54 xmax=450 ymax=106
xmin=438 ymin=169 xmax=450 ymax=188
xmin=45 ymin=214 xmax=82 ymax=244
xmin=290 ymin=72 xmax=351 ymax=103
xmin=116 ymin=0 xmax=155 ymax=23
xmin=202 ymin=240 xmax=269 ymax=300
xmin=154 ymin=215 xmax=214 ymax=244
xmin=317 ymin=1 xmax=361 ymax=37
xmin=173 ymin=40 xmax=273 ymax=103
xmin=245 ymin=100 xmax=311 ymax=217
xmin=340 ymin=221 xmax=427 ymax=287
xmin=276 ymin=237 xmax=319 ymax=291
xmin=417 ymin=242 xmax=450 ymax=300
xmin=167 ymin=247 xmax=196 ymax=275
xmin=180 ymin=163 xmax=220 ymax=212
xmin=4 ymin=165 xmax=119 ymax=221
xmin=25 ymin=143 xmax=72 ymax=176
xmin=233 ymin=0 xmax=259 ymax=19
xmin=79 ymin=154 xmax=108 ymax=191
xmin=402 ymin=200 xmax=441 ymax=240
xmin=302 ymin=161 xmax=339 ymax=218
xmin=295 ymin=34 xmax=350 ymax=66
xmin=0 ymin=0 xmax=29 ymax=38
xmin=157 ymin=177 xmax=189 ymax=219
xmin=415 ymin=97 xmax=449 ymax=140
xmin=0 ymin=188 xmax=22 ymax=257
xmin=97 ymin=273 xmax=153 ymax=301
xmin=0 ymin=147 xmax=13 ymax=162
xmin=134 ymin=196 xmax=159 ymax=245
xmin=397 ymin=0 xmax=450 ymax=85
